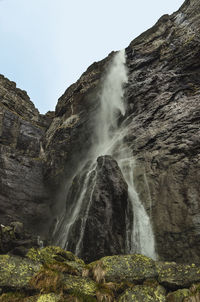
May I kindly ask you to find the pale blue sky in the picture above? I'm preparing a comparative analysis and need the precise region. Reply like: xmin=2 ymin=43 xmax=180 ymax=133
xmin=0 ymin=0 xmax=184 ymax=113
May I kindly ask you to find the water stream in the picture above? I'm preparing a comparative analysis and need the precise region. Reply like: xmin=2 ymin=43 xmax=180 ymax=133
xmin=55 ymin=50 xmax=156 ymax=259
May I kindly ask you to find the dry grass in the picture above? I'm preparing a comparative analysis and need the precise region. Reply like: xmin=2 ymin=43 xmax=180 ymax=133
xmin=46 ymin=262 xmax=78 ymax=275
xmin=29 ymin=268 xmax=63 ymax=293
xmin=92 ymin=262 xmax=106 ymax=283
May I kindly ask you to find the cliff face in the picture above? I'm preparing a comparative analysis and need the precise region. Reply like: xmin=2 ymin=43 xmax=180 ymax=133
xmin=124 ymin=0 xmax=200 ymax=263
xmin=1 ymin=0 xmax=200 ymax=263
xmin=0 ymin=75 xmax=54 ymax=236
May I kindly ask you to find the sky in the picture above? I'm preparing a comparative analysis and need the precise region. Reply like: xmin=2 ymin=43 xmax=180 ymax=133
xmin=0 ymin=0 xmax=184 ymax=114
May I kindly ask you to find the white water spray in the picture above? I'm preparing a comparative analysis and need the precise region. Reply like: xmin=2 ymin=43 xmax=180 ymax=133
xmin=55 ymin=50 xmax=156 ymax=259
xmin=93 ymin=50 xmax=156 ymax=259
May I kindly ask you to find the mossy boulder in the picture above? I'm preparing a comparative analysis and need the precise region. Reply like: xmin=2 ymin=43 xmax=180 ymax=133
xmin=27 ymin=246 xmax=85 ymax=275
xmin=63 ymin=275 xmax=98 ymax=297
xmin=36 ymin=293 xmax=61 ymax=302
xmin=0 ymin=254 xmax=42 ymax=290
xmin=30 ymin=266 xmax=98 ymax=301
xmin=0 ymin=292 xmax=27 ymax=302
xmin=156 ymin=262 xmax=200 ymax=289
xmin=118 ymin=285 xmax=166 ymax=302
xmin=166 ymin=289 xmax=190 ymax=302
xmin=88 ymin=254 xmax=157 ymax=283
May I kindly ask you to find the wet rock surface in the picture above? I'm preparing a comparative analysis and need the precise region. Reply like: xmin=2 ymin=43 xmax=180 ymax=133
xmin=55 ymin=155 xmax=128 ymax=263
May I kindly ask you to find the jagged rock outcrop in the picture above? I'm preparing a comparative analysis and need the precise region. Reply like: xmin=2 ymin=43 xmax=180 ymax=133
xmin=0 ymin=75 xmax=54 ymax=236
xmin=123 ymin=0 xmax=200 ymax=263
xmin=54 ymin=155 xmax=128 ymax=263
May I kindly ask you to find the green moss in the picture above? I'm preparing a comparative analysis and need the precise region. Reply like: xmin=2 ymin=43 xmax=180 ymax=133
xmin=27 ymin=246 xmax=85 ymax=276
xmin=63 ymin=275 xmax=98 ymax=297
xmin=0 ymin=292 xmax=26 ymax=302
xmin=167 ymin=289 xmax=190 ymax=302
xmin=156 ymin=262 xmax=200 ymax=288
xmin=0 ymin=255 xmax=42 ymax=289
xmin=36 ymin=293 xmax=61 ymax=302
xmin=88 ymin=254 xmax=157 ymax=283
xmin=27 ymin=246 xmax=76 ymax=263
xmin=69 ymin=292 xmax=96 ymax=302
xmin=118 ymin=285 xmax=166 ymax=302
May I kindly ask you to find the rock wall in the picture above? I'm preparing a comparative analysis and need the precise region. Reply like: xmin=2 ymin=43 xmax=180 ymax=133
xmin=55 ymin=155 xmax=128 ymax=263
xmin=123 ymin=0 xmax=200 ymax=263
xmin=0 ymin=75 xmax=54 ymax=236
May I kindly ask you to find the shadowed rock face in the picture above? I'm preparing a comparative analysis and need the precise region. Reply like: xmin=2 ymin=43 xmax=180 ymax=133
xmin=0 ymin=75 xmax=54 ymax=236
xmin=1 ymin=0 xmax=200 ymax=263
xmin=54 ymin=155 xmax=128 ymax=263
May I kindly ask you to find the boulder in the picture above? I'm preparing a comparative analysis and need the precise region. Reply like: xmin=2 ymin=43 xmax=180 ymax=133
xmin=166 ymin=289 xmax=190 ymax=302
xmin=88 ymin=254 xmax=157 ymax=283
xmin=27 ymin=246 xmax=85 ymax=276
xmin=0 ymin=254 xmax=42 ymax=290
xmin=156 ymin=262 xmax=200 ymax=289
xmin=118 ymin=285 xmax=166 ymax=302
xmin=36 ymin=294 xmax=61 ymax=302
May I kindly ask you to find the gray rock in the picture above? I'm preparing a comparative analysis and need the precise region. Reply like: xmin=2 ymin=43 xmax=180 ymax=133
xmin=0 ymin=254 xmax=42 ymax=290
xmin=0 ymin=75 xmax=53 ymax=239
xmin=118 ymin=285 xmax=166 ymax=302
xmin=54 ymin=155 xmax=128 ymax=263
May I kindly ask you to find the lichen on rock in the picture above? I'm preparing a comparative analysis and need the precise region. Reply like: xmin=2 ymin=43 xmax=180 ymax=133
xmin=118 ymin=285 xmax=166 ymax=302
xmin=88 ymin=254 xmax=157 ymax=283
xmin=0 ymin=254 xmax=42 ymax=290
xmin=156 ymin=262 xmax=200 ymax=289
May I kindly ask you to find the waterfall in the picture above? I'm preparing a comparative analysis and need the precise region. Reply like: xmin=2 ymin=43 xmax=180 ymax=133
xmin=55 ymin=50 xmax=156 ymax=260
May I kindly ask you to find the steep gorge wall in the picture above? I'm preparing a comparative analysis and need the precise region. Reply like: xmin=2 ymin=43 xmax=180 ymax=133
xmin=123 ymin=0 xmax=200 ymax=263
xmin=0 ymin=0 xmax=200 ymax=263
xmin=0 ymin=75 xmax=54 ymax=235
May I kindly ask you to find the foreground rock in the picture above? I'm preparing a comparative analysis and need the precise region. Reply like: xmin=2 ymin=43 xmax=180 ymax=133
xmin=0 ymin=254 xmax=42 ymax=290
xmin=156 ymin=262 xmax=200 ymax=289
xmin=1 ymin=248 xmax=200 ymax=302
xmin=88 ymin=254 xmax=200 ymax=290
xmin=88 ymin=254 xmax=157 ymax=283
xmin=118 ymin=285 xmax=166 ymax=302
xmin=1 ymin=0 xmax=200 ymax=266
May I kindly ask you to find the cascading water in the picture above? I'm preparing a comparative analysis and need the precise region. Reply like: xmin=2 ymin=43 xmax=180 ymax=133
xmin=54 ymin=49 xmax=156 ymax=260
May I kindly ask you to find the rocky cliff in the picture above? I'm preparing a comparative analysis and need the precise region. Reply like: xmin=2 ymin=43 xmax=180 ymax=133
xmin=124 ymin=0 xmax=200 ymax=263
xmin=0 ymin=0 xmax=200 ymax=265
xmin=0 ymin=74 xmax=54 ymax=236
